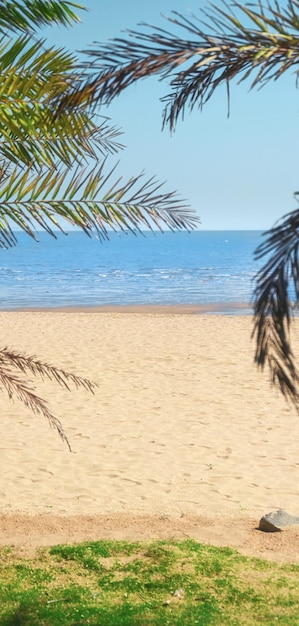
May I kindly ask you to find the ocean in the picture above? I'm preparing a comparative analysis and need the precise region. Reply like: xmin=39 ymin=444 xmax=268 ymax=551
xmin=0 ymin=230 xmax=266 ymax=312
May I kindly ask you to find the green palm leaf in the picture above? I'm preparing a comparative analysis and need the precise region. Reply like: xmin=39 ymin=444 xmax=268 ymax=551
xmin=0 ymin=0 xmax=84 ymax=34
xmin=0 ymin=160 xmax=197 ymax=247
xmin=0 ymin=35 xmax=124 ymax=168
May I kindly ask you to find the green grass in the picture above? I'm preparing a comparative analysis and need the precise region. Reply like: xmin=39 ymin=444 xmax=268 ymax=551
xmin=0 ymin=539 xmax=299 ymax=625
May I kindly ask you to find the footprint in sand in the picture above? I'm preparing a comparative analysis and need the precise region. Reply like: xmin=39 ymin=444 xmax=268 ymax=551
xmin=38 ymin=468 xmax=54 ymax=476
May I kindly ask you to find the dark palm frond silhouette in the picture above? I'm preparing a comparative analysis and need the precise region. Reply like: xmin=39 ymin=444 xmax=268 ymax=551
xmin=60 ymin=0 xmax=299 ymax=130
xmin=0 ymin=347 xmax=98 ymax=451
xmin=253 ymin=207 xmax=299 ymax=408
xmin=56 ymin=0 xmax=299 ymax=410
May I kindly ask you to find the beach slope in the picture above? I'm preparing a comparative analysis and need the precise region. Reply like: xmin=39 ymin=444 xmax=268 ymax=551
xmin=1 ymin=311 xmax=299 ymax=561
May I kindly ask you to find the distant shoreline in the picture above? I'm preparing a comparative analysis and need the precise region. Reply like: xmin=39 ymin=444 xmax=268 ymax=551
xmin=0 ymin=302 xmax=253 ymax=314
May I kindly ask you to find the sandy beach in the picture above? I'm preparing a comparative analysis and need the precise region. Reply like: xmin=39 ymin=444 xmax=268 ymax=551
xmin=1 ymin=309 xmax=299 ymax=562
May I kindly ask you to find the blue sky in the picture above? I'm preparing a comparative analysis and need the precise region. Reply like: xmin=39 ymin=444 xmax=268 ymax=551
xmin=47 ymin=0 xmax=298 ymax=230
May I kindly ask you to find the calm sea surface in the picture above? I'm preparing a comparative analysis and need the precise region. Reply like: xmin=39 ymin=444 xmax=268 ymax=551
xmin=0 ymin=230 xmax=266 ymax=311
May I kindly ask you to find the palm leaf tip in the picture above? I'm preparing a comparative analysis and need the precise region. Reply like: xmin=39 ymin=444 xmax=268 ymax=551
xmin=0 ymin=348 xmax=98 ymax=449
xmin=0 ymin=0 xmax=85 ymax=34
xmin=252 ymin=209 xmax=299 ymax=409
xmin=0 ymin=347 xmax=98 ymax=392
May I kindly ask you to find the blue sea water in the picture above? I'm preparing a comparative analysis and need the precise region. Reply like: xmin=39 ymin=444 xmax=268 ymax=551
xmin=0 ymin=230 xmax=265 ymax=311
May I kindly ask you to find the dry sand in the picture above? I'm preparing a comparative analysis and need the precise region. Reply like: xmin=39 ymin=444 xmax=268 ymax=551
xmin=1 ymin=309 xmax=299 ymax=563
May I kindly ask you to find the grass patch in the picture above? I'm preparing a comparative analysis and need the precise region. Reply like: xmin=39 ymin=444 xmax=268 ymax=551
xmin=0 ymin=539 xmax=298 ymax=624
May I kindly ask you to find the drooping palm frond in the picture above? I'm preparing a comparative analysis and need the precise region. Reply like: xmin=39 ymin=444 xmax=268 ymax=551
xmin=0 ymin=347 xmax=97 ymax=450
xmin=1 ymin=348 xmax=97 ymax=392
xmin=253 ymin=208 xmax=299 ymax=408
xmin=0 ymin=364 xmax=71 ymax=449
xmin=0 ymin=0 xmax=84 ymax=34
xmin=59 ymin=0 xmax=299 ymax=131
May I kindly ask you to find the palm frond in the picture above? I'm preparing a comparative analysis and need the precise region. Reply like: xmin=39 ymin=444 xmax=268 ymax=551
xmin=59 ymin=0 xmax=299 ymax=130
xmin=0 ymin=348 xmax=97 ymax=393
xmin=253 ymin=208 xmax=299 ymax=408
xmin=0 ymin=363 xmax=71 ymax=450
xmin=0 ymin=35 xmax=124 ymax=169
xmin=0 ymin=0 xmax=84 ymax=34
xmin=0 ymin=347 xmax=98 ymax=450
xmin=0 ymin=110 xmax=124 ymax=169
xmin=0 ymin=160 xmax=198 ymax=247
